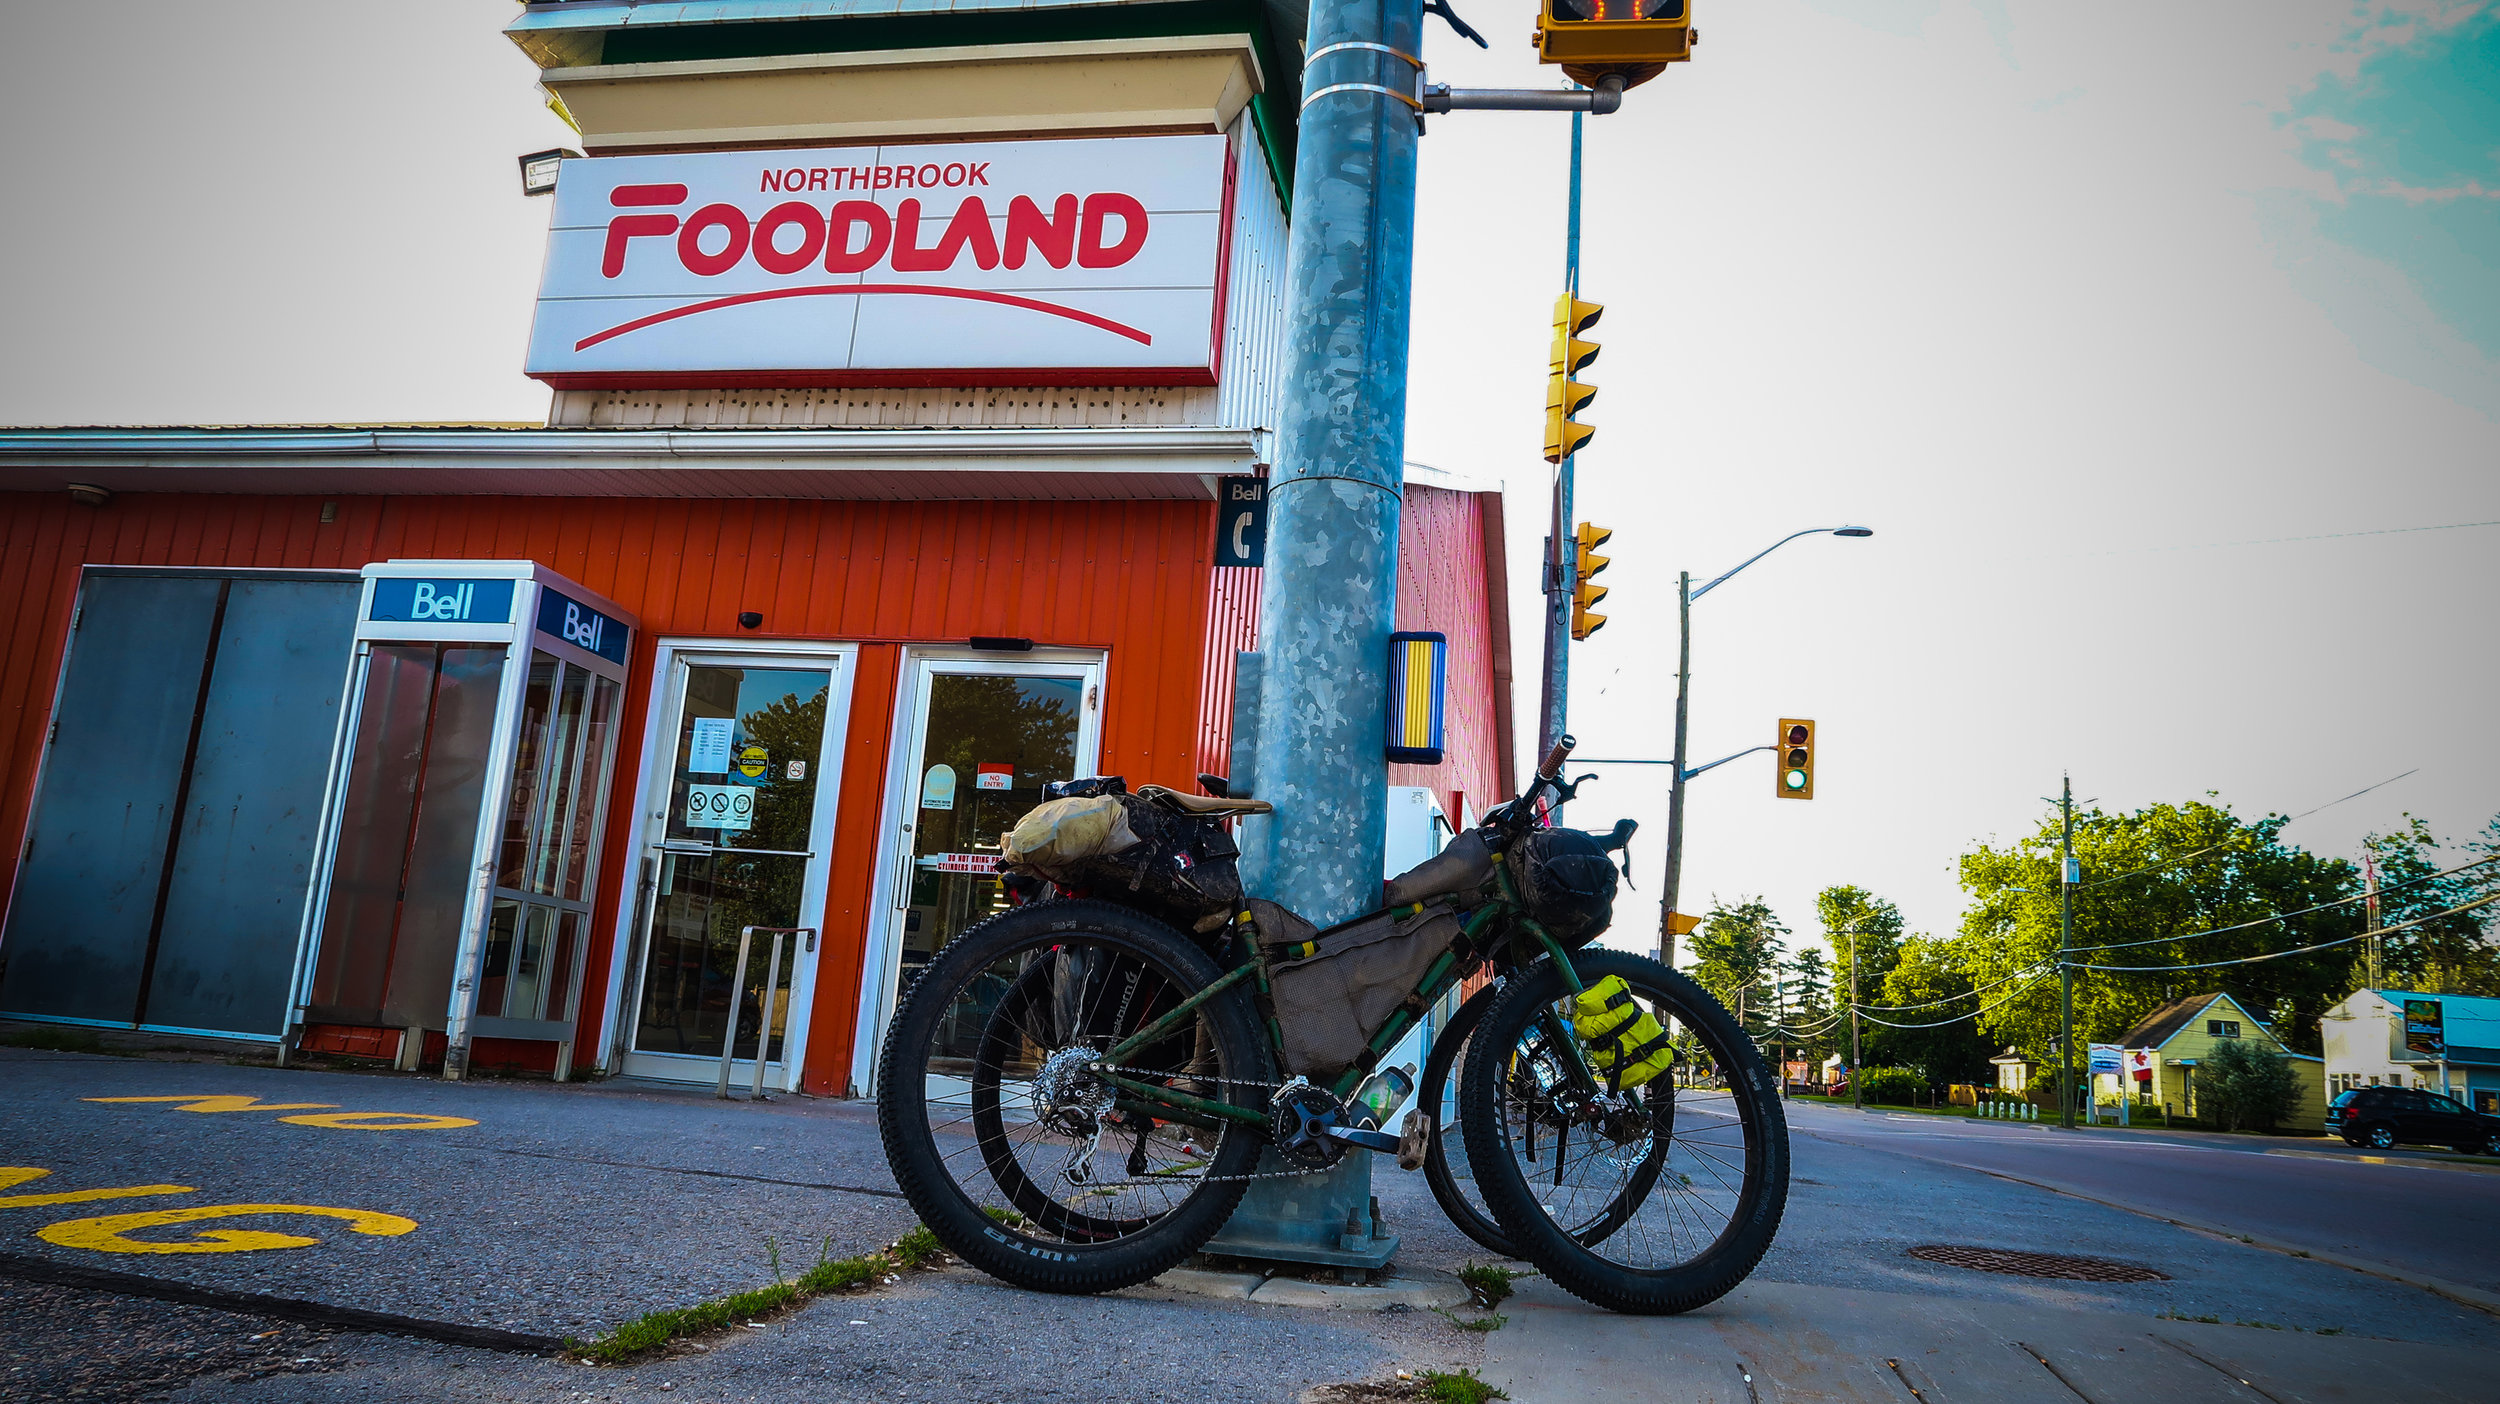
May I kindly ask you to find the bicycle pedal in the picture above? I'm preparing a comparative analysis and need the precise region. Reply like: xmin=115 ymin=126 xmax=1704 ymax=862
xmin=1396 ymin=1110 xmax=1432 ymax=1171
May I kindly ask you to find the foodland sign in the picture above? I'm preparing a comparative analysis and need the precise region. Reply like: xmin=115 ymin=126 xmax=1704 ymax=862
xmin=525 ymin=134 xmax=1232 ymax=388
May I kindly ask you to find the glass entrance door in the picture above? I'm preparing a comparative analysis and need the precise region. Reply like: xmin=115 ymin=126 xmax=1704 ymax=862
xmin=859 ymin=654 xmax=1102 ymax=1089
xmin=622 ymin=657 xmax=842 ymax=1085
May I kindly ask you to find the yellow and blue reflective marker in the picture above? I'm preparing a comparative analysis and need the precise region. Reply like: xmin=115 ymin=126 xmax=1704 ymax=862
xmin=1386 ymin=631 xmax=1447 ymax=764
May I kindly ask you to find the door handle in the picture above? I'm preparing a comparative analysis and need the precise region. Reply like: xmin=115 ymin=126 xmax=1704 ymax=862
xmin=895 ymin=832 xmax=915 ymax=908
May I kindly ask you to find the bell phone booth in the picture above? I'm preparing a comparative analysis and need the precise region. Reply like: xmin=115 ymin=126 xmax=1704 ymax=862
xmin=294 ymin=560 xmax=636 ymax=1079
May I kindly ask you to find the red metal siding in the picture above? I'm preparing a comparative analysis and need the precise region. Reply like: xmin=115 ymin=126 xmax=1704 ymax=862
xmin=0 ymin=491 xmax=1223 ymax=1096
xmin=1388 ymin=485 xmax=1507 ymax=829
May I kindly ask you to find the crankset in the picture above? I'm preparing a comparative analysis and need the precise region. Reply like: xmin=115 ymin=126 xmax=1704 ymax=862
xmin=1268 ymin=1078 xmax=1402 ymax=1170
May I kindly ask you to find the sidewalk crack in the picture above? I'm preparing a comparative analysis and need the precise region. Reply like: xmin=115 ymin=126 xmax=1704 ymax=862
xmin=2013 ymin=1341 xmax=2096 ymax=1403
xmin=2151 ymin=1333 xmax=2288 ymax=1404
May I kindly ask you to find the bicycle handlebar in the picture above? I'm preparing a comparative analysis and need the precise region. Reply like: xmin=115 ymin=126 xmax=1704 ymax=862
xmin=1538 ymin=734 xmax=1576 ymax=782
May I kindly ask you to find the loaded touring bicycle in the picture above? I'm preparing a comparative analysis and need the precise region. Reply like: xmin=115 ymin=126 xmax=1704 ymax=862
xmin=875 ymin=735 xmax=1789 ymax=1314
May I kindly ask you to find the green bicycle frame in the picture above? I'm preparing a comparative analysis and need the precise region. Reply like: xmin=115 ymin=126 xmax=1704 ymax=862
xmin=1091 ymin=868 xmax=1603 ymax=1134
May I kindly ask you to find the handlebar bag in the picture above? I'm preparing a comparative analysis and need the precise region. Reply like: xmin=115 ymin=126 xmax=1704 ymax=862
xmin=1507 ymin=827 xmax=1618 ymax=947
xmin=1263 ymin=900 xmax=1464 ymax=1082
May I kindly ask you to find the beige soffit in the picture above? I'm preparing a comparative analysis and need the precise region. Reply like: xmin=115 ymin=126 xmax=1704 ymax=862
xmin=542 ymin=35 xmax=1265 ymax=151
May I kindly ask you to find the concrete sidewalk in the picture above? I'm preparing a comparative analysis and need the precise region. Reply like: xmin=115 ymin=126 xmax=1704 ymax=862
xmin=1483 ymin=1277 xmax=2494 ymax=1403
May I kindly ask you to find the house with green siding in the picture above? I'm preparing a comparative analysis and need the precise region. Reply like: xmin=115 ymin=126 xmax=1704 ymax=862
xmin=2114 ymin=993 xmax=2328 ymax=1131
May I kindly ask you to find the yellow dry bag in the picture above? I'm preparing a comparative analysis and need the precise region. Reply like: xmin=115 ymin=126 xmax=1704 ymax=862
xmin=1570 ymin=975 xmax=1675 ymax=1090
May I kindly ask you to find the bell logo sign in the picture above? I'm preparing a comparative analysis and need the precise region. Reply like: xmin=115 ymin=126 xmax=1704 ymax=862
xmin=525 ymin=135 xmax=1232 ymax=390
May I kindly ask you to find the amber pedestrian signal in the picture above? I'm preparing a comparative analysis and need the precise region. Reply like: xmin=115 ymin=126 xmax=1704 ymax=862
xmin=1536 ymin=0 xmax=1694 ymax=91
xmin=1776 ymin=718 xmax=1814 ymax=799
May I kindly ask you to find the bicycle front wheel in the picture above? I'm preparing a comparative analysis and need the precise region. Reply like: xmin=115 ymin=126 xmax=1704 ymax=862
xmin=1457 ymin=948 xmax=1788 ymax=1315
xmin=876 ymin=900 xmax=1273 ymax=1294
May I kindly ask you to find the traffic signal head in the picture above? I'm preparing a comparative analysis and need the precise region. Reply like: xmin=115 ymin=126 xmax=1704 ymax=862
xmin=1776 ymin=718 xmax=1814 ymax=799
xmin=1545 ymin=294 xmax=1602 ymax=464
xmin=1572 ymin=522 xmax=1612 ymax=640
xmin=1536 ymin=0 xmax=1694 ymax=92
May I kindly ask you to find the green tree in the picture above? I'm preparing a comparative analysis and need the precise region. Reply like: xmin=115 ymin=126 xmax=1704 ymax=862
xmin=1817 ymin=885 xmax=1905 ymax=1007
xmin=1688 ymin=898 xmax=1787 ymax=1042
xmin=2364 ymin=814 xmax=2500 ymax=995
xmin=1782 ymin=947 xmax=1833 ymax=1065
xmin=1865 ymin=936 xmax=1994 ymax=1086
xmin=2197 ymin=1037 xmax=2301 ymax=1132
xmin=1958 ymin=798 xmax=2356 ymax=1060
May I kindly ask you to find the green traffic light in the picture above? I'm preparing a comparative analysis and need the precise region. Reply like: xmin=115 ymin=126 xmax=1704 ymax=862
xmin=1784 ymin=769 xmax=1808 ymax=791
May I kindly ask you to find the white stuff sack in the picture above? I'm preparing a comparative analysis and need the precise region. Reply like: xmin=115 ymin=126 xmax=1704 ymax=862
xmin=1000 ymin=795 xmax=1141 ymax=881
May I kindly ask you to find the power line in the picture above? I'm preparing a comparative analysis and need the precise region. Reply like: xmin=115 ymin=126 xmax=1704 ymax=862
xmin=2091 ymin=520 xmax=2500 ymax=557
xmin=2065 ymin=852 xmax=2497 ymax=955
xmin=2066 ymin=892 xmax=2500 ymax=974
xmin=1851 ymin=960 xmax=2055 ymax=1012
xmin=1852 ymin=971 xmax=2057 ymax=1030
xmin=2047 ymin=767 xmax=2420 ymax=893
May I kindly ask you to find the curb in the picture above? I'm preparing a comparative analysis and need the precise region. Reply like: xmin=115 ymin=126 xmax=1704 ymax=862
xmin=0 ymin=1250 xmax=565 ymax=1354
xmin=2266 ymin=1148 xmax=2500 ymax=1176
xmin=1156 ymin=1266 xmax=1471 ymax=1312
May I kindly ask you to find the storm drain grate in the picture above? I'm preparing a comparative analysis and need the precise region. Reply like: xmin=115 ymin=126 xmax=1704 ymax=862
xmin=1906 ymin=1245 xmax=2170 ymax=1282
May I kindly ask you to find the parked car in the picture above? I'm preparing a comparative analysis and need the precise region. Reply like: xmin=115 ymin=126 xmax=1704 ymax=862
xmin=2324 ymin=1086 xmax=2500 ymax=1154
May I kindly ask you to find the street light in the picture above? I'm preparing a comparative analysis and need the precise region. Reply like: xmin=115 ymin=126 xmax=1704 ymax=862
xmin=1659 ymin=525 xmax=1872 ymax=964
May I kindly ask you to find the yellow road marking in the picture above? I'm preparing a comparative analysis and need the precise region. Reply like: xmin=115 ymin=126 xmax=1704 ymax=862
xmin=276 ymin=1111 xmax=477 ymax=1130
xmin=37 ymin=1204 xmax=419 ymax=1254
xmin=86 ymin=1095 xmax=340 ymax=1114
xmin=0 ymin=1166 xmax=195 ymax=1208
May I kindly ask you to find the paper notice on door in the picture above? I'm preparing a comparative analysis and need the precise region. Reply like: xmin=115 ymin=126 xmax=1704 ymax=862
xmin=689 ymin=716 xmax=734 ymax=774
xmin=921 ymin=763 xmax=957 ymax=811
xmin=686 ymin=782 xmax=755 ymax=830
xmin=976 ymin=763 xmax=1014 ymax=791
xmin=922 ymin=852 xmax=1003 ymax=874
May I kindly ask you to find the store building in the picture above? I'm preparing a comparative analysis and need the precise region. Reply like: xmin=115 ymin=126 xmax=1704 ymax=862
xmin=2322 ymin=989 xmax=2500 ymax=1114
xmin=0 ymin=0 xmax=1515 ymax=1098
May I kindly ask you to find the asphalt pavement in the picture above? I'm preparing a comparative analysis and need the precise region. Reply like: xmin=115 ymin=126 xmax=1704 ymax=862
xmin=7 ymin=1047 xmax=2500 ymax=1403
xmin=1781 ymin=1098 xmax=2500 ymax=1301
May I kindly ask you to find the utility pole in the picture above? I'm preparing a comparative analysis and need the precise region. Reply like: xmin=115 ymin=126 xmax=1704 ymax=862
xmin=2058 ymin=775 xmax=2077 ymax=1132
xmin=1659 ymin=568 xmax=1692 ymax=963
xmin=1536 ymin=111 xmax=1586 ymax=774
xmin=2365 ymin=852 xmax=2383 ymax=989
xmin=1849 ymin=923 xmax=1862 ymax=1111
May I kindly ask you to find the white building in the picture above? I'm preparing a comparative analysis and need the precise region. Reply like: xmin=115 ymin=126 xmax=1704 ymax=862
xmin=2321 ymin=989 xmax=2500 ymax=1113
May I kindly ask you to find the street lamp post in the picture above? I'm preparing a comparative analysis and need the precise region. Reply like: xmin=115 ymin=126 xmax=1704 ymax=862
xmin=1657 ymin=526 xmax=1873 ymax=964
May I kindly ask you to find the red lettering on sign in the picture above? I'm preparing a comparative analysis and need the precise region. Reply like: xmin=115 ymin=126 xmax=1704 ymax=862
xmin=679 ymin=204 xmax=752 ymax=276
xmin=1078 ymin=193 xmax=1149 ymax=268
xmin=753 ymin=202 xmax=828 ymax=275
xmin=1003 ymin=194 xmax=1079 ymax=271
xmin=967 ymin=162 xmax=990 ymax=185
xmin=612 ymin=183 xmax=687 ymax=207
xmin=604 ymin=215 xmax=680 ymax=278
xmin=807 ymin=169 xmax=828 ymax=191
xmin=891 ymin=197 xmax=1000 ymax=273
xmin=825 ymin=201 xmax=892 ymax=273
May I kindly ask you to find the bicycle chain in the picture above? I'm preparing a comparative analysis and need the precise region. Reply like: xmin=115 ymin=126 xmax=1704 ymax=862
xmin=1060 ymin=1062 xmax=1360 ymax=1186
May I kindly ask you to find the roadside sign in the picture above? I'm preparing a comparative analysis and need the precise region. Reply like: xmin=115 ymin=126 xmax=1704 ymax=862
xmin=2087 ymin=1044 xmax=2123 ymax=1076
xmin=1216 ymin=476 xmax=1267 ymax=567
xmin=2404 ymin=998 xmax=2444 ymax=1057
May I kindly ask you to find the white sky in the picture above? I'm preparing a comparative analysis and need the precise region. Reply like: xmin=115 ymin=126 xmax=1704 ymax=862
xmin=3 ymin=2 xmax=2493 ymax=961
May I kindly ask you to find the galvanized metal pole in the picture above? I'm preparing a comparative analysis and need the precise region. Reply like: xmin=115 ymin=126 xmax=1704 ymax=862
xmin=1537 ymin=110 xmax=1586 ymax=774
xmin=1240 ymin=0 xmax=1426 ymax=925
xmin=1659 ymin=570 xmax=1691 ymax=962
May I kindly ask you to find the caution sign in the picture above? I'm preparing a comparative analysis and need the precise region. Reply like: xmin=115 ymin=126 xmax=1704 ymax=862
xmin=736 ymin=744 xmax=770 ymax=779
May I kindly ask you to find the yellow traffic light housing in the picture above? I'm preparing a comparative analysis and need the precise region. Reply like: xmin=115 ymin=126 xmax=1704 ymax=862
xmin=1536 ymin=0 xmax=1695 ymax=92
xmin=1776 ymin=717 xmax=1814 ymax=799
xmin=1545 ymin=294 xmax=1601 ymax=463
xmin=1572 ymin=522 xmax=1612 ymax=640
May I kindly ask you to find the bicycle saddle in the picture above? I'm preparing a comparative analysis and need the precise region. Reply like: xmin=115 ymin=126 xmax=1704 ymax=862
xmin=1136 ymin=784 xmax=1273 ymax=817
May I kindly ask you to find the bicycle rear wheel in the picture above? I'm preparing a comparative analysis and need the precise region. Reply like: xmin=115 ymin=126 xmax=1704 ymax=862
xmin=876 ymin=899 xmax=1273 ymax=1294
xmin=1457 ymin=949 xmax=1788 ymax=1315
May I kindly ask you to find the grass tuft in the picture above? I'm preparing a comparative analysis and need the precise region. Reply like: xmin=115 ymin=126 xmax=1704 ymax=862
xmin=571 ymin=1229 xmax=941 ymax=1365
xmin=1420 ymin=1367 xmax=1507 ymax=1403
xmin=1431 ymin=1305 xmax=1508 ymax=1333
xmin=890 ymin=1225 xmax=945 ymax=1269
xmin=1455 ymin=1262 xmax=1532 ymax=1310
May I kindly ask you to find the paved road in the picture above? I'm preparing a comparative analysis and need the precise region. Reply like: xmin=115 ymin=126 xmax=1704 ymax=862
xmin=1782 ymin=1099 xmax=2500 ymax=1298
xmin=6 ymin=1047 xmax=2498 ymax=1402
